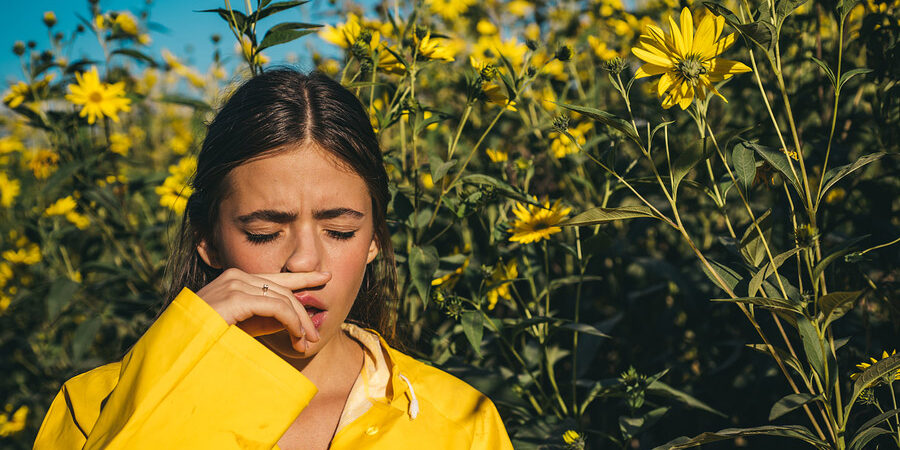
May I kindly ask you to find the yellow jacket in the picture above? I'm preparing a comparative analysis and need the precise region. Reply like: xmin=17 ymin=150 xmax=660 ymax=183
xmin=34 ymin=288 xmax=513 ymax=449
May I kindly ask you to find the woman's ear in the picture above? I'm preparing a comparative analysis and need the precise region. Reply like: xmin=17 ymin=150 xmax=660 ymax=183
xmin=197 ymin=238 xmax=224 ymax=269
xmin=366 ymin=238 xmax=379 ymax=264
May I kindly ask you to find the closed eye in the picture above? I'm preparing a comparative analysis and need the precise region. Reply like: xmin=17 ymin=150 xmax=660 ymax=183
xmin=245 ymin=231 xmax=280 ymax=245
xmin=326 ymin=230 xmax=356 ymax=240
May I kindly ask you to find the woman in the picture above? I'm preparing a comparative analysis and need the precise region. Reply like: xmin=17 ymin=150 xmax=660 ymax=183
xmin=34 ymin=69 xmax=512 ymax=449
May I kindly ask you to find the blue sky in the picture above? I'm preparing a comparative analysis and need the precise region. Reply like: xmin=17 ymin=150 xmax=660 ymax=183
xmin=1 ymin=0 xmax=349 ymax=83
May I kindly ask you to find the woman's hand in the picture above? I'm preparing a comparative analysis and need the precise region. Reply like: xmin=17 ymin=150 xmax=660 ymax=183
xmin=195 ymin=268 xmax=332 ymax=351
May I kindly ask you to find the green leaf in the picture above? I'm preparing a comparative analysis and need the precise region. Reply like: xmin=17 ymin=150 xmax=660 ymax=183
xmin=798 ymin=317 xmax=827 ymax=385
xmin=769 ymin=393 xmax=821 ymax=421
xmin=408 ymin=246 xmax=439 ymax=303
xmin=258 ymin=28 xmax=317 ymax=52
xmin=838 ymin=0 xmax=862 ymax=21
xmin=47 ymin=278 xmax=81 ymax=321
xmin=556 ymin=102 xmax=640 ymax=145
xmin=810 ymin=57 xmax=836 ymax=87
xmin=818 ymin=152 xmax=885 ymax=204
xmin=559 ymin=205 xmax=658 ymax=226
xmin=460 ymin=310 xmax=484 ymax=356
xmin=819 ymin=291 xmax=863 ymax=329
xmin=812 ymin=235 xmax=869 ymax=280
xmin=196 ymin=8 xmax=249 ymax=31
xmin=670 ymin=139 xmax=705 ymax=196
xmin=648 ymin=380 xmax=727 ymax=417
xmin=848 ymin=352 xmax=900 ymax=414
xmin=558 ymin=322 xmax=611 ymax=338
xmin=732 ymin=142 xmax=757 ymax=191
xmin=72 ymin=316 xmax=103 ymax=361
xmin=255 ymin=1 xmax=306 ymax=21
xmin=457 ymin=174 xmax=533 ymax=204
xmin=654 ymin=425 xmax=829 ymax=450
xmin=701 ymin=259 xmax=742 ymax=292
xmin=776 ymin=0 xmax=810 ymax=21
xmin=855 ymin=408 xmax=900 ymax=437
xmin=746 ymin=142 xmax=804 ymax=196
xmin=848 ymin=427 xmax=891 ymax=450
xmin=429 ymin=157 xmax=456 ymax=183
xmin=711 ymin=296 xmax=802 ymax=314
xmin=739 ymin=209 xmax=772 ymax=268
xmin=749 ymin=248 xmax=800 ymax=297
xmin=110 ymin=48 xmax=158 ymax=66
xmin=620 ymin=407 xmax=668 ymax=440
xmin=838 ymin=68 xmax=872 ymax=92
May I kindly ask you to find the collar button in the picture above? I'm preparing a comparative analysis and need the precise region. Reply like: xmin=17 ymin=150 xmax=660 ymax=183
xmin=365 ymin=426 xmax=379 ymax=436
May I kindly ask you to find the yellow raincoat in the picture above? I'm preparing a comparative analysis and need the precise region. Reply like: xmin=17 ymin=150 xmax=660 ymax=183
xmin=34 ymin=287 xmax=513 ymax=449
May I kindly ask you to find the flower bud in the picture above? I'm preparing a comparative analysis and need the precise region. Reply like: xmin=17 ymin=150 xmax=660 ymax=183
xmin=552 ymin=115 xmax=570 ymax=133
xmin=554 ymin=44 xmax=572 ymax=62
xmin=525 ymin=38 xmax=539 ymax=51
xmin=604 ymin=56 xmax=625 ymax=74
xmin=13 ymin=41 xmax=25 ymax=56
xmin=43 ymin=11 xmax=57 ymax=28
xmin=211 ymin=34 xmax=220 ymax=44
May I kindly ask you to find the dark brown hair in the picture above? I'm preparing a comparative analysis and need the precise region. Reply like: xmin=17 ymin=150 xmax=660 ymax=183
xmin=162 ymin=68 xmax=398 ymax=344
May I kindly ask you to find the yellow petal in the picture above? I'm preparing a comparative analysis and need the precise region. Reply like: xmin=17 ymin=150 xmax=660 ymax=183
xmin=635 ymin=64 xmax=669 ymax=79
xmin=693 ymin=13 xmax=717 ymax=56
xmin=707 ymin=58 xmax=752 ymax=81
xmin=668 ymin=15 xmax=687 ymax=57
xmin=680 ymin=8 xmax=694 ymax=53
xmin=632 ymin=46 xmax=672 ymax=67
xmin=658 ymin=72 xmax=675 ymax=96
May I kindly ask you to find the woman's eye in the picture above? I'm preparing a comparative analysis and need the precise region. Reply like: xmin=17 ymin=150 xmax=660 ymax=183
xmin=245 ymin=231 xmax=280 ymax=244
xmin=326 ymin=230 xmax=356 ymax=240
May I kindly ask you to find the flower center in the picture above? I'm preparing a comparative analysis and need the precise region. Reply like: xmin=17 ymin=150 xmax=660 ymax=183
xmin=675 ymin=56 xmax=707 ymax=85
xmin=89 ymin=91 xmax=103 ymax=103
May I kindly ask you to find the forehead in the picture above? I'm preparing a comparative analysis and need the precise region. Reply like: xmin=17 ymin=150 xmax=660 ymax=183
xmin=222 ymin=145 xmax=371 ymax=214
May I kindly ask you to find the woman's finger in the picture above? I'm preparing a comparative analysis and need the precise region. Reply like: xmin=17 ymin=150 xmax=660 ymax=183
xmin=243 ymin=275 xmax=321 ymax=342
xmin=230 ymin=294 xmax=305 ymax=339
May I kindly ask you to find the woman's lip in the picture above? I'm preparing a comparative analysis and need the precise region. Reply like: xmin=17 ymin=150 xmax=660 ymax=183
xmin=293 ymin=291 xmax=327 ymax=311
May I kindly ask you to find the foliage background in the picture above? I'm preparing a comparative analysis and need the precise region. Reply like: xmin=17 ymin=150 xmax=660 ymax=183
xmin=0 ymin=0 xmax=897 ymax=448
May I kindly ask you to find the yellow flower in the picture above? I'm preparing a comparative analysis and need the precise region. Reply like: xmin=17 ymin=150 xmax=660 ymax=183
xmin=114 ymin=11 xmax=139 ymax=36
xmin=27 ymin=149 xmax=59 ymax=179
xmin=0 ymin=263 xmax=11 ymax=288
xmin=65 ymin=66 xmax=132 ymax=124
xmin=318 ymin=59 xmax=340 ymax=76
xmin=3 ymin=82 xmax=28 ymax=108
xmin=0 ymin=173 xmax=20 ymax=207
xmin=587 ymin=35 xmax=619 ymax=60
xmin=66 ymin=212 xmax=90 ymax=229
xmin=549 ymin=122 xmax=592 ymax=158
xmin=0 ymin=405 xmax=28 ymax=437
xmin=94 ymin=14 xmax=105 ymax=29
xmin=508 ymin=199 xmax=571 ymax=244
xmin=531 ymin=50 xmax=567 ymax=81
xmin=235 ymin=36 xmax=269 ymax=66
xmin=477 ymin=19 xmax=498 ymax=36
xmin=3 ymin=74 xmax=54 ymax=108
xmin=850 ymin=350 xmax=900 ymax=381
xmin=421 ymin=173 xmax=435 ymax=189
xmin=486 ymin=148 xmax=508 ymax=162
xmin=563 ymin=429 xmax=582 ymax=445
xmin=426 ymin=0 xmax=475 ymax=20
xmin=486 ymin=259 xmax=518 ymax=310
xmin=109 ymin=132 xmax=132 ymax=156
xmin=632 ymin=8 xmax=751 ymax=109
xmin=319 ymin=13 xmax=374 ymax=49
xmin=155 ymin=156 xmax=196 ymax=215
xmin=0 ymin=136 xmax=24 ymax=154
xmin=472 ymin=35 xmax=528 ymax=67
xmin=44 ymin=196 xmax=77 ymax=216
xmin=508 ymin=0 xmax=534 ymax=17
xmin=431 ymin=256 xmax=469 ymax=288
xmin=416 ymin=32 xmax=456 ymax=62
xmin=825 ymin=187 xmax=846 ymax=204
xmin=3 ymin=233 xmax=41 ymax=265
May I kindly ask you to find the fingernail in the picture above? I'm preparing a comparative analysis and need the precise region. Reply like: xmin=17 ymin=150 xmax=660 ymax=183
xmin=319 ymin=271 xmax=331 ymax=277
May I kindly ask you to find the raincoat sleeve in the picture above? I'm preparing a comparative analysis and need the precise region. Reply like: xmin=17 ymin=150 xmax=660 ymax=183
xmin=34 ymin=287 xmax=318 ymax=450
xmin=472 ymin=396 xmax=514 ymax=450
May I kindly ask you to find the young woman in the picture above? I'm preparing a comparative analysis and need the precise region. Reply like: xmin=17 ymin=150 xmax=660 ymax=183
xmin=34 ymin=69 xmax=512 ymax=449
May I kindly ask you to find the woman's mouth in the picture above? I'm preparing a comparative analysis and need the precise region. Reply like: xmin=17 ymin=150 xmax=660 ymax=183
xmin=294 ymin=292 xmax=327 ymax=329
xmin=304 ymin=305 xmax=326 ymax=329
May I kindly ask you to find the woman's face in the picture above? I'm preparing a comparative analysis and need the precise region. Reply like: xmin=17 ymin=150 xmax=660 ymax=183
xmin=198 ymin=144 xmax=378 ymax=358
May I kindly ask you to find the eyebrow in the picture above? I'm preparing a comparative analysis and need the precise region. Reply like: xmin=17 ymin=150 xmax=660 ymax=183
xmin=235 ymin=207 xmax=364 ymax=224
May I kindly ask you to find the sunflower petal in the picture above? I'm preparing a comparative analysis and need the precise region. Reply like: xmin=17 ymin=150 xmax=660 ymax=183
xmin=635 ymin=63 xmax=669 ymax=78
xmin=708 ymin=58 xmax=752 ymax=81
xmin=658 ymin=72 xmax=675 ymax=97
xmin=632 ymin=47 xmax=673 ymax=67
xmin=668 ymin=15 xmax=687 ymax=57
xmin=680 ymin=8 xmax=694 ymax=53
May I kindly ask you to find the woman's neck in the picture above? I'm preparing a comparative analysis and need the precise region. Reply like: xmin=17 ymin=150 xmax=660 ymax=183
xmin=284 ymin=328 xmax=364 ymax=394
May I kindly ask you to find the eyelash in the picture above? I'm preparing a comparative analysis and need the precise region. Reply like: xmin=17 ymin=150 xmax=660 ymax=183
xmin=243 ymin=230 xmax=356 ymax=245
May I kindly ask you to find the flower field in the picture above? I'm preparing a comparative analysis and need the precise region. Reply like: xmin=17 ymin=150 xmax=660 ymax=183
xmin=1 ymin=0 xmax=898 ymax=448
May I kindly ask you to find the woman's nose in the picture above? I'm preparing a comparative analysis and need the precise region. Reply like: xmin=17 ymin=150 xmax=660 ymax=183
xmin=283 ymin=226 xmax=322 ymax=273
